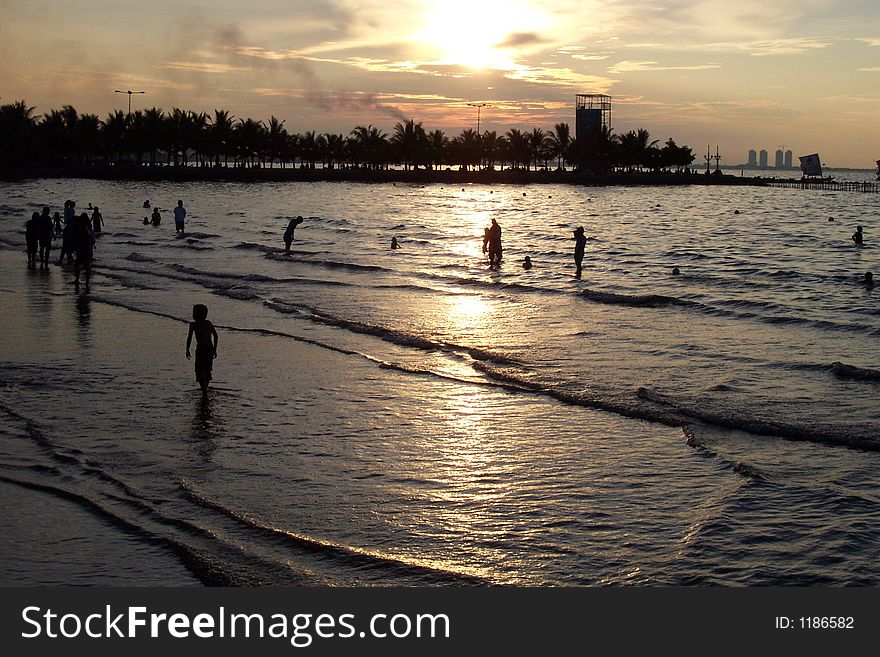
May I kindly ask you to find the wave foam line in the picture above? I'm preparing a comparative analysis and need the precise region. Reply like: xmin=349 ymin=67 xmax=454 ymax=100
xmin=181 ymin=481 xmax=487 ymax=585
xmin=638 ymin=387 xmax=880 ymax=452
xmin=0 ymin=472 xmax=241 ymax=585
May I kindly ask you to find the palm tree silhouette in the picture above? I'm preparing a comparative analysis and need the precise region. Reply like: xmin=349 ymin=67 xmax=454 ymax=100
xmin=547 ymin=123 xmax=571 ymax=170
xmin=1 ymin=97 xmax=699 ymax=176
xmin=209 ymin=109 xmax=235 ymax=167
xmin=266 ymin=116 xmax=288 ymax=168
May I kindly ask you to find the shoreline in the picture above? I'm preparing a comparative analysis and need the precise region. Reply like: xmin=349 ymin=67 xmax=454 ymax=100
xmin=0 ymin=164 xmax=765 ymax=187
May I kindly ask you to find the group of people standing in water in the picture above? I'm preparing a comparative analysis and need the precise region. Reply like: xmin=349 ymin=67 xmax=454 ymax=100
xmin=473 ymin=215 xmax=871 ymax=283
xmin=476 ymin=218 xmax=589 ymax=277
xmin=25 ymin=199 xmax=100 ymax=287
xmin=142 ymin=199 xmax=188 ymax=233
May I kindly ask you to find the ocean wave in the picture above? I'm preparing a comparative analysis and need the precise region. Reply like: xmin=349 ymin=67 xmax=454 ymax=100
xmin=637 ymin=387 xmax=880 ymax=451
xmin=212 ymin=287 xmax=261 ymax=301
xmin=581 ymin=289 xmax=697 ymax=308
xmin=830 ymin=362 xmax=880 ymax=382
xmin=264 ymin=252 xmax=393 ymax=273
xmin=232 ymin=241 xmax=279 ymax=253
xmin=181 ymin=232 xmax=219 ymax=239
xmin=124 ymin=252 xmax=157 ymax=263
xmin=181 ymin=482 xmax=486 ymax=585
xmin=264 ymin=298 xmax=520 ymax=365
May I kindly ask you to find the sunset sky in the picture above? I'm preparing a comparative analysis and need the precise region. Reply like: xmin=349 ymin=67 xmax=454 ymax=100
xmin=1 ymin=0 xmax=878 ymax=167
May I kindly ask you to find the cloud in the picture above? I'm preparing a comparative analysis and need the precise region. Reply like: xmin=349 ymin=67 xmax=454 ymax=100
xmin=732 ymin=37 xmax=833 ymax=56
xmin=495 ymin=32 xmax=548 ymax=49
xmin=858 ymin=67 xmax=880 ymax=72
xmin=163 ymin=61 xmax=252 ymax=74
xmin=608 ymin=60 xmax=722 ymax=73
xmin=855 ymin=38 xmax=880 ymax=47
xmin=618 ymin=36 xmax=834 ymax=56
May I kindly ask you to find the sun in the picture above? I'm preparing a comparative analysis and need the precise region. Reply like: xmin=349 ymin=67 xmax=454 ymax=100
xmin=416 ymin=0 xmax=546 ymax=70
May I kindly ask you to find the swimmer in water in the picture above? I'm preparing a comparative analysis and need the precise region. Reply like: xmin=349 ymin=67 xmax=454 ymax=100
xmin=864 ymin=271 xmax=874 ymax=289
xmin=391 ymin=236 xmax=400 ymax=249
xmin=522 ymin=256 xmax=532 ymax=269
xmin=672 ymin=267 xmax=681 ymax=275
xmin=852 ymin=225 xmax=864 ymax=244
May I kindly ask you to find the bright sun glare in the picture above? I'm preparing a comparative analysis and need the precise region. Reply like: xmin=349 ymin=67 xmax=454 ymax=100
xmin=417 ymin=0 xmax=544 ymax=69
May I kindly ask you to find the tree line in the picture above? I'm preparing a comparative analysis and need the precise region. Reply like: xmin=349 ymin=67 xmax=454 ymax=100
xmin=0 ymin=100 xmax=696 ymax=173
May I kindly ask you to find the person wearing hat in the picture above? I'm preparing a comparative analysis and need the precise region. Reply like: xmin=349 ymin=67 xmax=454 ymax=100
xmin=573 ymin=226 xmax=587 ymax=273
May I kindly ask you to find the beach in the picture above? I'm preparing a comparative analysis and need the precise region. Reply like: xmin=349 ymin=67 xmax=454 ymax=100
xmin=1 ymin=178 xmax=879 ymax=586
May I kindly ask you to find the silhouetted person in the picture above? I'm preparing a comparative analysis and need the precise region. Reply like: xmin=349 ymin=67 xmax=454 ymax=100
xmin=828 ymin=216 xmax=835 ymax=222
xmin=186 ymin=304 xmax=219 ymax=397
xmin=174 ymin=200 xmax=187 ymax=233
xmin=522 ymin=256 xmax=532 ymax=269
xmin=53 ymin=211 xmax=63 ymax=236
xmin=73 ymin=213 xmax=95 ymax=289
xmin=672 ymin=267 xmax=681 ymax=275
xmin=143 ymin=200 xmax=151 ymax=208
xmin=864 ymin=272 xmax=874 ymax=289
xmin=63 ymin=200 xmax=76 ymax=226
xmin=283 ymin=216 xmax=303 ymax=252
xmin=37 ymin=207 xmax=54 ymax=266
xmin=151 ymin=207 xmax=161 ymax=226
xmin=852 ymin=225 xmax=863 ymax=245
xmin=91 ymin=207 xmax=103 ymax=233
xmin=573 ymin=226 xmax=586 ymax=274
xmin=391 ymin=236 xmax=400 ymax=250
xmin=483 ymin=218 xmax=502 ymax=264
xmin=58 ymin=217 xmax=77 ymax=264
xmin=25 ymin=212 xmax=39 ymax=267
xmin=143 ymin=216 xmax=150 ymax=225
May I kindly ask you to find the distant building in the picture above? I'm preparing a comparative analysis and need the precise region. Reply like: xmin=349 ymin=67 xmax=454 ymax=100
xmin=774 ymin=149 xmax=784 ymax=169
xmin=759 ymin=149 xmax=768 ymax=169
xmin=784 ymin=150 xmax=793 ymax=169
xmin=748 ymin=149 xmax=757 ymax=167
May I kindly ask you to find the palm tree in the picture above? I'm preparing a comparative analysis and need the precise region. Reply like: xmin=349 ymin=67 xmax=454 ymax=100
xmin=547 ymin=123 xmax=571 ymax=169
xmin=323 ymin=133 xmax=346 ymax=169
xmin=188 ymin=111 xmax=209 ymax=166
xmin=76 ymin=113 xmax=101 ymax=165
xmin=266 ymin=116 xmax=288 ymax=168
xmin=504 ymin=129 xmax=529 ymax=170
xmin=349 ymin=125 xmax=388 ymax=170
xmin=617 ymin=128 xmax=658 ymax=171
xmin=527 ymin=127 xmax=550 ymax=170
xmin=480 ymin=130 xmax=502 ymax=170
xmin=102 ymin=110 xmax=128 ymax=164
xmin=299 ymin=130 xmax=319 ymax=168
xmin=0 ymin=100 xmax=36 ymax=165
xmin=451 ymin=128 xmax=480 ymax=170
xmin=234 ymin=118 xmax=267 ymax=167
xmin=209 ymin=109 xmax=235 ymax=167
xmin=391 ymin=119 xmax=428 ymax=170
xmin=426 ymin=129 xmax=448 ymax=170
xmin=37 ymin=109 xmax=67 ymax=163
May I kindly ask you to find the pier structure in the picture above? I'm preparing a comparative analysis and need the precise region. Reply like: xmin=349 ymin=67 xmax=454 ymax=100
xmin=765 ymin=179 xmax=878 ymax=193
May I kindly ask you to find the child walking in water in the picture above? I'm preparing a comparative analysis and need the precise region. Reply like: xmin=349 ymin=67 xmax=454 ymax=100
xmin=186 ymin=304 xmax=219 ymax=397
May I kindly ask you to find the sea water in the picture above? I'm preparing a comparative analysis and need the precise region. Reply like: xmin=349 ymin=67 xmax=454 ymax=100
xmin=0 ymin=177 xmax=878 ymax=585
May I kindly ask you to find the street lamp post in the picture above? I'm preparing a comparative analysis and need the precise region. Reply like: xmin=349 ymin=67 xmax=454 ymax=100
xmin=115 ymin=89 xmax=145 ymax=115
xmin=466 ymin=102 xmax=491 ymax=135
